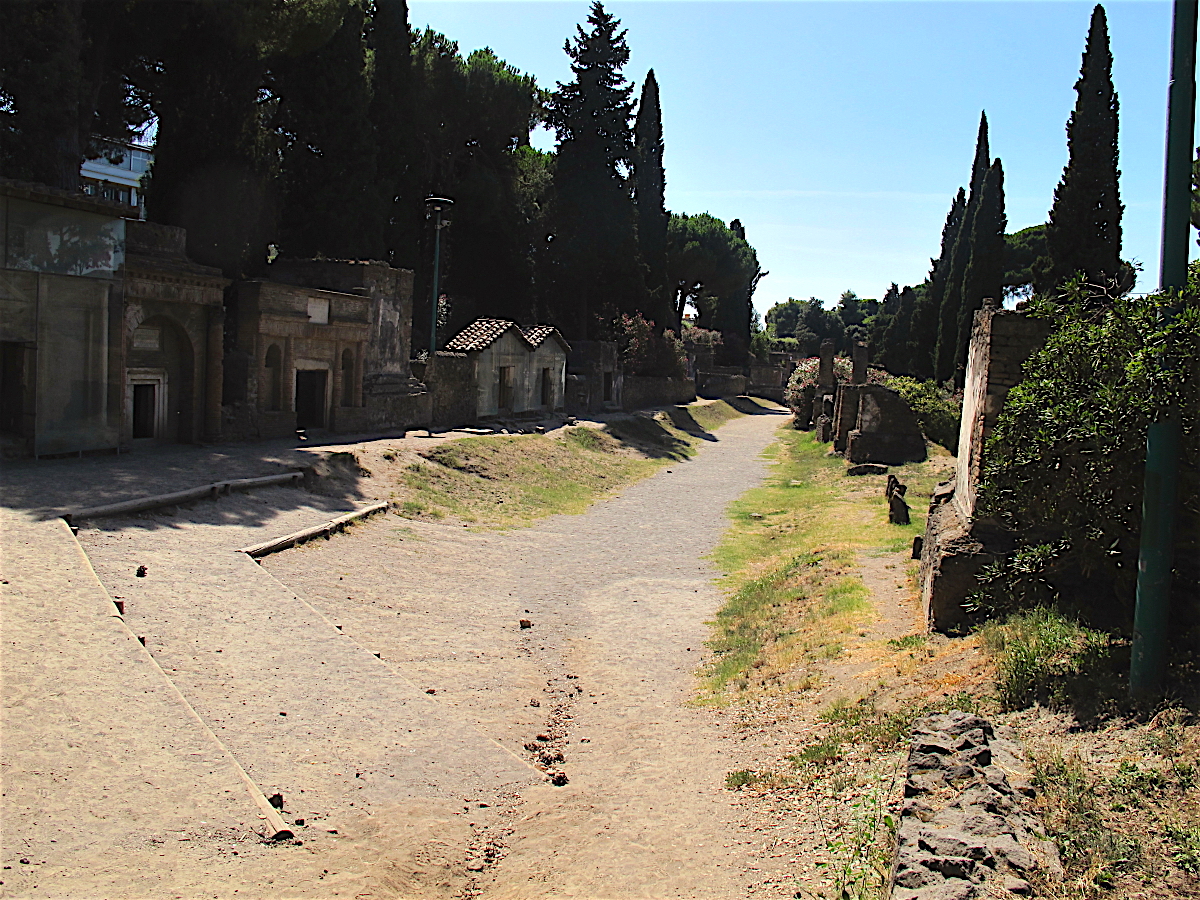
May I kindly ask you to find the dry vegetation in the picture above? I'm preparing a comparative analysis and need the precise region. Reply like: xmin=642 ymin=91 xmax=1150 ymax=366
xmin=703 ymin=426 xmax=1200 ymax=900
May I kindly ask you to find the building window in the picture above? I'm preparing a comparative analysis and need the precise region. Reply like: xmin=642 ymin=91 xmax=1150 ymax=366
xmin=307 ymin=297 xmax=330 ymax=324
xmin=264 ymin=344 xmax=283 ymax=411
xmin=341 ymin=349 xmax=354 ymax=406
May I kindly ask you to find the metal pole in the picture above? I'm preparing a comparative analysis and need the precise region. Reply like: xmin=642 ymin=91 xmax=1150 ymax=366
xmin=429 ymin=206 xmax=443 ymax=361
xmin=1130 ymin=0 xmax=1196 ymax=701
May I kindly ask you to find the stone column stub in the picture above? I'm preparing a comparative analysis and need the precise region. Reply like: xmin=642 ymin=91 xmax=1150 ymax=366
xmin=818 ymin=339 xmax=835 ymax=388
xmin=851 ymin=342 xmax=868 ymax=385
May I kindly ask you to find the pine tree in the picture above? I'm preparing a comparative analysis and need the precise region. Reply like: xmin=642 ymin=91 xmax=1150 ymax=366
xmin=954 ymin=159 xmax=1007 ymax=382
xmin=547 ymin=1 xmax=647 ymax=339
xmin=0 ymin=0 xmax=153 ymax=189
xmin=1034 ymin=4 xmax=1123 ymax=294
xmin=935 ymin=112 xmax=990 ymax=384
xmin=634 ymin=69 xmax=672 ymax=331
xmin=143 ymin=1 xmax=280 ymax=277
xmin=274 ymin=2 xmax=380 ymax=260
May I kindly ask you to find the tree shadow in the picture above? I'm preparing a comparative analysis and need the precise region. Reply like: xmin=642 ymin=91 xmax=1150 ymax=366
xmin=1 ymin=436 xmax=369 ymax=532
xmin=664 ymin=406 xmax=717 ymax=440
xmin=605 ymin=416 xmax=694 ymax=461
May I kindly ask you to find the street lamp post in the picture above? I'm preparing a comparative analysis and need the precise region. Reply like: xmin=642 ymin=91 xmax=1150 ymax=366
xmin=424 ymin=196 xmax=454 ymax=366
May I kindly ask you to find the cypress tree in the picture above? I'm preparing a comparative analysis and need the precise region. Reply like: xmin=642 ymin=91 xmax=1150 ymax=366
xmin=954 ymin=159 xmax=1007 ymax=382
xmin=880 ymin=285 xmax=917 ymax=374
xmin=634 ymin=69 xmax=672 ymax=331
xmin=1034 ymin=4 xmax=1123 ymax=294
xmin=274 ymin=2 xmax=380 ymax=260
xmin=934 ymin=112 xmax=990 ymax=384
xmin=915 ymin=189 xmax=964 ymax=381
xmin=548 ymin=1 xmax=647 ymax=339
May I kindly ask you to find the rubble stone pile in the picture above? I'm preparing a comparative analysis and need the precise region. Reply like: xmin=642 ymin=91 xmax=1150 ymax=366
xmin=891 ymin=710 xmax=1062 ymax=900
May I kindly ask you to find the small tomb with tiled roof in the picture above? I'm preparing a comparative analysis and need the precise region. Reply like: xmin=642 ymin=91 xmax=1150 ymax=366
xmin=443 ymin=318 xmax=569 ymax=417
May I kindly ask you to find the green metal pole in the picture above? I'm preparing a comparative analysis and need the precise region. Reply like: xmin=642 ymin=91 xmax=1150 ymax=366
xmin=1130 ymin=0 xmax=1196 ymax=701
xmin=430 ymin=206 xmax=443 ymax=361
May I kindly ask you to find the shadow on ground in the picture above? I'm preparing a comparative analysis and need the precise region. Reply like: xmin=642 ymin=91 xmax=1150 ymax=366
xmin=0 ymin=435 xmax=369 ymax=531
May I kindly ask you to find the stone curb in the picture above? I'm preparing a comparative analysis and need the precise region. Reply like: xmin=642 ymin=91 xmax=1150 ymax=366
xmin=62 ymin=471 xmax=305 ymax=525
xmin=238 ymin=501 xmax=391 ymax=558
xmin=890 ymin=710 xmax=1062 ymax=900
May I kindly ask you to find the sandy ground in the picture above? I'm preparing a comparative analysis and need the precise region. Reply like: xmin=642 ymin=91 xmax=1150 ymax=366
xmin=3 ymin=406 xmax=989 ymax=899
xmin=4 ymin=406 xmax=794 ymax=899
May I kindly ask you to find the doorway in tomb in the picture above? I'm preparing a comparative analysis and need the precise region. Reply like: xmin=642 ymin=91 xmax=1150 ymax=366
xmin=295 ymin=369 xmax=328 ymax=429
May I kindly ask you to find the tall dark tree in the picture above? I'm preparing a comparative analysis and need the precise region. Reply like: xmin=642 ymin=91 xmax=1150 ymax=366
xmin=1034 ymin=4 xmax=1123 ymax=294
xmin=369 ymin=0 xmax=418 ymax=267
xmin=273 ymin=2 xmax=379 ymax=259
xmin=878 ymin=285 xmax=919 ymax=374
xmin=409 ymin=42 xmax=541 ymax=334
xmin=935 ymin=112 xmax=990 ymax=384
xmin=912 ymin=188 xmax=966 ymax=380
xmin=1191 ymin=146 xmax=1199 ymax=246
xmin=0 ymin=0 xmax=154 ymax=189
xmin=547 ymin=1 xmax=646 ymax=339
xmin=953 ymin=159 xmax=1007 ymax=380
xmin=634 ymin=69 xmax=671 ymax=331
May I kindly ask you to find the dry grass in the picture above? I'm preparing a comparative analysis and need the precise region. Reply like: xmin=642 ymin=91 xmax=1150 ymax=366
xmin=393 ymin=399 xmax=760 ymax=528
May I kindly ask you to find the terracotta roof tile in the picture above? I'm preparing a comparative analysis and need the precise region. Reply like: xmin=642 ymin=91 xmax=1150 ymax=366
xmin=444 ymin=318 xmax=522 ymax=352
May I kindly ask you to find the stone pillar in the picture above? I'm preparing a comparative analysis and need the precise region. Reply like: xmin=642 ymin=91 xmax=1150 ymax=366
xmin=283 ymin=336 xmax=296 ymax=412
xmin=354 ymin=341 xmax=366 ymax=407
xmin=851 ymin=342 xmax=868 ymax=385
xmin=332 ymin=343 xmax=345 ymax=410
xmin=204 ymin=306 xmax=224 ymax=441
xmin=817 ymin=339 xmax=835 ymax=389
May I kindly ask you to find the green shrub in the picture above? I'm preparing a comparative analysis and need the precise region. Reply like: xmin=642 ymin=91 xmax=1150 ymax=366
xmin=978 ymin=265 xmax=1200 ymax=629
xmin=978 ymin=607 xmax=1117 ymax=712
xmin=884 ymin=376 xmax=961 ymax=454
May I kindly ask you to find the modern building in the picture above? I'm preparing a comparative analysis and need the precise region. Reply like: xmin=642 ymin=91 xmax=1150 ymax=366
xmin=79 ymin=139 xmax=151 ymax=218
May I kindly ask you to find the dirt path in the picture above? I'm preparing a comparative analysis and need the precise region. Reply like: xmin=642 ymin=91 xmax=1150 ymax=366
xmin=265 ymin=407 xmax=795 ymax=898
xmin=63 ymin=406 xmax=792 ymax=898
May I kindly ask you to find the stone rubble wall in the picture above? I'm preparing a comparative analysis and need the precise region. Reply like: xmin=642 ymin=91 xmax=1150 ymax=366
xmin=891 ymin=710 xmax=1062 ymax=900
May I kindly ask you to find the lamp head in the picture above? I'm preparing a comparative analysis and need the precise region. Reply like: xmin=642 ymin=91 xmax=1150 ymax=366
xmin=424 ymin=196 xmax=455 ymax=212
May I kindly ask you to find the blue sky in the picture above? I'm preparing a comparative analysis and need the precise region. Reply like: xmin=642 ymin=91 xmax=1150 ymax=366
xmin=408 ymin=1 xmax=1196 ymax=315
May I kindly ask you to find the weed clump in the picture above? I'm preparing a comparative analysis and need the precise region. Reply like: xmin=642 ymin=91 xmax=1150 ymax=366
xmin=977 ymin=607 xmax=1119 ymax=715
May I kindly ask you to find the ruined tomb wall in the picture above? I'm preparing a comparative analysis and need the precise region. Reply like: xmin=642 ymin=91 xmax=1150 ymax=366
xmin=566 ymin=341 xmax=622 ymax=414
xmin=954 ymin=307 xmax=1051 ymax=521
xmin=696 ymin=371 xmax=747 ymax=399
xmin=429 ymin=352 xmax=476 ymax=429
xmin=268 ymin=259 xmax=416 ymax=379
xmin=622 ymin=376 xmax=696 ymax=411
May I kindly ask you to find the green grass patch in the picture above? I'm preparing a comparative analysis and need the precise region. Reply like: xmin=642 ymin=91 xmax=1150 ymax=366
xmin=977 ymin=607 xmax=1119 ymax=715
xmin=700 ymin=428 xmax=945 ymax=699
xmin=400 ymin=399 xmax=757 ymax=528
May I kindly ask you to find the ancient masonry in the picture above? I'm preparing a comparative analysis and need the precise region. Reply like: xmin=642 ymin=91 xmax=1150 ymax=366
xmin=890 ymin=710 xmax=1062 ymax=900
xmin=918 ymin=301 xmax=1050 ymax=631
xmin=805 ymin=339 xmax=926 ymax=466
